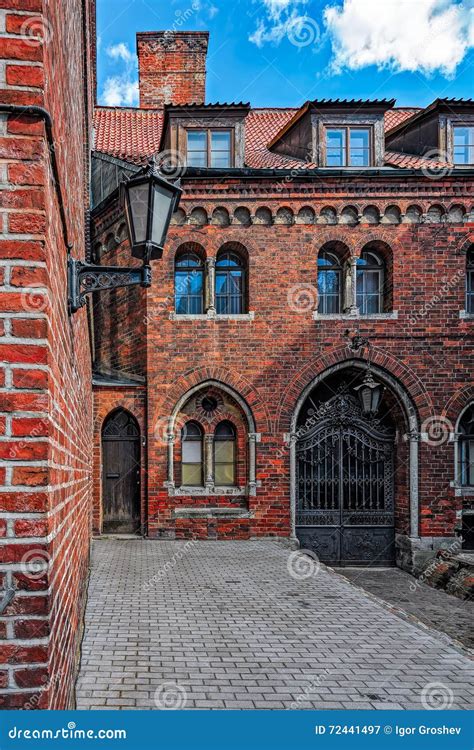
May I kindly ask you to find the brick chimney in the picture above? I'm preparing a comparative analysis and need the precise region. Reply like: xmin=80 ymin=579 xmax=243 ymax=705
xmin=137 ymin=31 xmax=209 ymax=109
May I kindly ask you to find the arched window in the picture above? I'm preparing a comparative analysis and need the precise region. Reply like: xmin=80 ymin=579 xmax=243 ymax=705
xmin=317 ymin=250 xmax=342 ymax=314
xmin=215 ymin=251 xmax=246 ymax=314
xmin=175 ymin=252 xmax=204 ymax=314
xmin=458 ymin=405 xmax=474 ymax=486
xmin=466 ymin=247 xmax=474 ymax=315
xmin=356 ymin=250 xmax=385 ymax=314
xmin=214 ymin=421 xmax=236 ymax=486
xmin=181 ymin=421 xmax=203 ymax=486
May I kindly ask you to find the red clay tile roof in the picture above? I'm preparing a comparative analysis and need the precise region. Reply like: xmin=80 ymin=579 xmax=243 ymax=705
xmin=384 ymin=108 xmax=421 ymax=132
xmin=244 ymin=108 xmax=317 ymax=169
xmin=93 ymin=105 xmax=445 ymax=170
xmin=94 ymin=107 xmax=163 ymax=164
xmin=384 ymin=150 xmax=452 ymax=170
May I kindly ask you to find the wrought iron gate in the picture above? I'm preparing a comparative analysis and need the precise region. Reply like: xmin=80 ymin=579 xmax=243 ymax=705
xmin=295 ymin=394 xmax=395 ymax=565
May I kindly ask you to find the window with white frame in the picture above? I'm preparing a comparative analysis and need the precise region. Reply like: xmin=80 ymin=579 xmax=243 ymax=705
xmin=458 ymin=405 xmax=474 ymax=487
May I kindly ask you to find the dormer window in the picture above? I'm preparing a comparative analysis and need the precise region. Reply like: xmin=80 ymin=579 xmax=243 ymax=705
xmin=453 ymin=125 xmax=474 ymax=165
xmin=186 ymin=129 xmax=232 ymax=167
xmin=325 ymin=127 xmax=371 ymax=167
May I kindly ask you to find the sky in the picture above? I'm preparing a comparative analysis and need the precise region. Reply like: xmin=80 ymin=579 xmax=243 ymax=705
xmin=96 ymin=0 xmax=474 ymax=109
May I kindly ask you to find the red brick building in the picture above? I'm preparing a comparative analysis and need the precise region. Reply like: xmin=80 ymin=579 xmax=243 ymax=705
xmin=0 ymin=11 xmax=473 ymax=709
xmin=91 ymin=31 xmax=473 ymax=574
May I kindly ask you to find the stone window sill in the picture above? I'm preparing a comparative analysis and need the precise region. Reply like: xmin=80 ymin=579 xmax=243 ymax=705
xmin=453 ymin=485 xmax=474 ymax=497
xmin=313 ymin=311 xmax=398 ymax=321
xmin=172 ymin=507 xmax=253 ymax=519
xmin=166 ymin=484 xmax=247 ymax=497
xmin=459 ymin=311 xmax=474 ymax=320
xmin=169 ymin=311 xmax=255 ymax=321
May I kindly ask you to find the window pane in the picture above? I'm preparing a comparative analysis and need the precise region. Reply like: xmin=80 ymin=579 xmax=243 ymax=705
xmin=182 ymin=440 xmax=202 ymax=463
xmin=187 ymin=131 xmax=206 ymax=149
xmin=187 ymin=152 xmax=207 ymax=167
xmin=318 ymin=269 xmax=339 ymax=295
xmin=188 ymin=271 xmax=203 ymax=295
xmin=215 ymin=463 xmax=235 ymax=485
xmin=318 ymin=269 xmax=340 ymax=313
xmin=187 ymin=131 xmax=207 ymax=166
xmin=326 ymin=152 xmax=345 ymax=167
xmin=211 ymin=154 xmax=231 ymax=168
xmin=211 ymin=131 xmax=231 ymax=149
xmin=365 ymin=271 xmax=380 ymax=293
xmin=215 ymin=440 xmax=234 ymax=462
xmin=467 ymin=270 xmax=474 ymax=314
xmin=453 ymin=126 xmax=473 ymax=146
xmin=350 ymin=129 xmax=369 ymax=150
xmin=210 ymin=132 xmax=231 ymax=167
xmin=365 ymin=294 xmax=380 ymax=314
xmin=326 ymin=129 xmax=345 ymax=166
xmin=327 ymin=129 xmax=345 ymax=149
xmin=453 ymin=126 xmax=474 ymax=164
xmin=350 ymin=129 xmax=370 ymax=166
xmin=182 ymin=464 xmax=202 ymax=486
xmin=460 ymin=439 xmax=474 ymax=485
xmin=215 ymin=273 xmax=227 ymax=295
xmin=325 ymin=295 xmax=340 ymax=314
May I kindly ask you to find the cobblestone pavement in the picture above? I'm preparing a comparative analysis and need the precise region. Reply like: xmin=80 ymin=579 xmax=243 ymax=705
xmin=75 ymin=540 xmax=473 ymax=710
xmin=337 ymin=567 xmax=474 ymax=649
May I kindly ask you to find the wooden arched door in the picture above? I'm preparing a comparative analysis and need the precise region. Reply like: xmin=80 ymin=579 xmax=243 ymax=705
xmin=102 ymin=409 xmax=141 ymax=534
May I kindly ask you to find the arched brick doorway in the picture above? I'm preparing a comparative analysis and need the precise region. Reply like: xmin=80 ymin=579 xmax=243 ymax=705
xmin=292 ymin=362 xmax=418 ymax=566
xmin=102 ymin=409 xmax=141 ymax=534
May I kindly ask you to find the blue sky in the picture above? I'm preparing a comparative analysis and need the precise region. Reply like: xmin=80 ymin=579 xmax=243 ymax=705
xmin=97 ymin=0 xmax=474 ymax=109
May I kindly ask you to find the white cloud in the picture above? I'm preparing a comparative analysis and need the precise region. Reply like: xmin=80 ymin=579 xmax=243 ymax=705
xmin=106 ymin=42 xmax=135 ymax=64
xmin=102 ymin=77 xmax=139 ymax=107
xmin=101 ymin=42 xmax=139 ymax=107
xmin=324 ymin=0 xmax=474 ymax=77
xmin=249 ymin=0 xmax=311 ymax=46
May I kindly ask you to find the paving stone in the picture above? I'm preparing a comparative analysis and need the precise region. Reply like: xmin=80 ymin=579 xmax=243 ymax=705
xmin=75 ymin=539 xmax=472 ymax=711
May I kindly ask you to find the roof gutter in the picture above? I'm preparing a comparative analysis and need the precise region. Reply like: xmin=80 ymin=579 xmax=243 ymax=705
xmin=174 ymin=166 xmax=474 ymax=179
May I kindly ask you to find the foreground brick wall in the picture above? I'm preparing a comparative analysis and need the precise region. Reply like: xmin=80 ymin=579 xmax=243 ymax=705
xmin=0 ymin=0 xmax=93 ymax=708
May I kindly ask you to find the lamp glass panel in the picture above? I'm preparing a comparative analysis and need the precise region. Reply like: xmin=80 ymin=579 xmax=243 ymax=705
xmin=128 ymin=183 xmax=149 ymax=243
xmin=151 ymin=182 xmax=174 ymax=247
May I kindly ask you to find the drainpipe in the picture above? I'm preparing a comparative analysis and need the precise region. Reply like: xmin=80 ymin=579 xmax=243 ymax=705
xmin=0 ymin=104 xmax=72 ymax=252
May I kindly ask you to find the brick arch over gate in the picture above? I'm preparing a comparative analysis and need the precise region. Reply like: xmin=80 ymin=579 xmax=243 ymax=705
xmin=276 ymin=345 xmax=433 ymax=433
xmin=159 ymin=366 xmax=270 ymax=433
xmin=284 ymin=352 xmax=431 ymax=542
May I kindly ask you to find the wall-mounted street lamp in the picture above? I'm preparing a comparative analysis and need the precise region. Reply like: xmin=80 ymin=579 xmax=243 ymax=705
xmin=68 ymin=158 xmax=182 ymax=314
xmin=345 ymin=329 xmax=384 ymax=417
